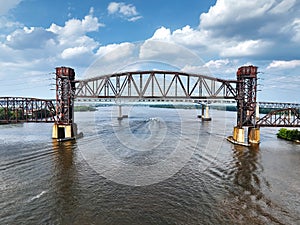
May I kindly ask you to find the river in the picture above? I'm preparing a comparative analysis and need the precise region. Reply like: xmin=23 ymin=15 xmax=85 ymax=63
xmin=0 ymin=106 xmax=299 ymax=224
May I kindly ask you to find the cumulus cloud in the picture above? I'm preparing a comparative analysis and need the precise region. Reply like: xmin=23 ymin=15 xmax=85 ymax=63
xmin=48 ymin=13 xmax=104 ymax=45
xmin=220 ymin=39 xmax=272 ymax=57
xmin=267 ymin=60 xmax=300 ymax=69
xmin=61 ymin=46 xmax=90 ymax=59
xmin=107 ymin=2 xmax=142 ymax=21
xmin=5 ymin=27 xmax=55 ymax=49
xmin=0 ymin=7 xmax=104 ymax=77
xmin=145 ymin=0 xmax=300 ymax=60
xmin=181 ymin=59 xmax=239 ymax=77
xmin=96 ymin=42 xmax=135 ymax=62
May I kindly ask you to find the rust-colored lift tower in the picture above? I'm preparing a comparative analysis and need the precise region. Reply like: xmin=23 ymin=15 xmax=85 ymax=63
xmin=52 ymin=67 xmax=77 ymax=139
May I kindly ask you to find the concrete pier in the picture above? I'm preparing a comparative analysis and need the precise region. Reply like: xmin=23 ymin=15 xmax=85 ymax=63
xmin=227 ymin=126 xmax=260 ymax=146
xmin=201 ymin=105 xmax=212 ymax=121
xmin=52 ymin=123 xmax=77 ymax=140
xmin=117 ymin=105 xmax=128 ymax=120
xmin=233 ymin=126 xmax=245 ymax=143
xmin=117 ymin=105 xmax=123 ymax=120
xmin=248 ymin=127 xmax=260 ymax=145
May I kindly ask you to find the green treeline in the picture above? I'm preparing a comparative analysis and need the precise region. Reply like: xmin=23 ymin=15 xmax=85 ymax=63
xmin=277 ymin=128 xmax=300 ymax=142
xmin=74 ymin=105 xmax=97 ymax=112
xmin=0 ymin=108 xmax=23 ymax=120
xmin=0 ymin=108 xmax=53 ymax=122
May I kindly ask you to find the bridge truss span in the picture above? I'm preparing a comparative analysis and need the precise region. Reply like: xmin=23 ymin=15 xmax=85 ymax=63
xmin=0 ymin=97 xmax=56 ymax=123
xmin=256 ymin=108 xmax=300 ymax=127
xmin=75 ymin=71 xmax=238 ymax=100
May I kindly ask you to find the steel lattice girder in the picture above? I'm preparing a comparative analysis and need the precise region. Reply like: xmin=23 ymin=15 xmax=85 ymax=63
xmin=256 ymin=108 xmax=300 ymax=127
xmin=0 ymin=97 xmax=56 ymax=123
xmin=74 ymin=71 xmax=238 ymax=99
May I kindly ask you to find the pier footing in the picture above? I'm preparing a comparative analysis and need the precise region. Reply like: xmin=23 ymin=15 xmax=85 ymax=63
xmin=227 ymin=126 xmax=260 ymax=146
xmin=248 ymin=127 xmax=260 ymax=145
xmin=198 ymin=105 xmax=212 ymax=121
xmin=52 ymin=123 xmax=77 ymax=140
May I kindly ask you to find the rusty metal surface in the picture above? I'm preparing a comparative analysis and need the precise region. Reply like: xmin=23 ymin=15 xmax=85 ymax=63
xmin=236 ymin=65 xmax=258 ymax=127
xmin=55 ymin=67 xmax=76 ymax=125
xmin=256 ymin=108 xmax=300 ymax=127
xmin=0 ymin=97 xmax=56 ymax=123
xmin=75 ymin=71 xmax=238 ymax=99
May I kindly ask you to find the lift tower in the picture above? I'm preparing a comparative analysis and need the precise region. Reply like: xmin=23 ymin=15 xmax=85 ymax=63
xmin=232 ymin=66 xmax=260 ymax=145
xmin=52 ymin=67 xmax=76 ymax=139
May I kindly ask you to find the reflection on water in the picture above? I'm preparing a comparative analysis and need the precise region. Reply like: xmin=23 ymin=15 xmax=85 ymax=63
xmin=221 ymin=144 xmax=296 ymax=225
xmin=52 ymin=140 xmax=78 ymax=224
xmin=0 ymin=108 xmax=300 ymax=224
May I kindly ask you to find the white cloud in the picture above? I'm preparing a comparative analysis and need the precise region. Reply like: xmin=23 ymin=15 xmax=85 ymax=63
xmin=205 ymin=59 xmax=230 ymax=69
xmin=107 ymin=2 xmax=142 ymax=22
xmin=180 ymin=65 xmax=211 ymax=75
xmin=61 ymin=46 xmax=90 ymax=59
xmin=281 ymin=18 xmax=300 ymax=42
xmin=0 ymin=0 xmax=22 ymax=15
xmin=48 ymin=14 xmax=104 ymax=42
xmin=144 ymin=0 xmax=300 ymax=60
xmin=269 ymin=0 xmax=296 ymax=14
xmin=200 ymin=0 xmax=288 ymax=29
xmin=5 ymin=27 xmax=55 ymax=49
xmin=107 ymin=2 xmax=120 ymax=14
xmin=181 ymin=59 xmax=238 ymax=77
xmin=150 ymin=27 xmax=172 ymax=41
xmin=0 ymin=8 xmax=104 ymax=86
xmin=96 ymin=42 xmax=135 ymax=61
xmin=220 ymin=39 xmax=272 ymax=57
xmin=267 ymin=60 xmax=300 ymax=69
xmin=0 ymin=17 xmax=22 ymax=30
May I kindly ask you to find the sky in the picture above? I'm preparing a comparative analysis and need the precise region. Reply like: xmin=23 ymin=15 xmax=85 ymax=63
xmin=0 ymin=0 xmax=299 ymax=102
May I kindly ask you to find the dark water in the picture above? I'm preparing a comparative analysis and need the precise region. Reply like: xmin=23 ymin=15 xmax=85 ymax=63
xmin=0 ymin=106 xmax=300 ymax=225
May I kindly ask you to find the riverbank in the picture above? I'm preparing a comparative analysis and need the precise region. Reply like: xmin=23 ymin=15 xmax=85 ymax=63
xmin=277 ymin=128 xmax=300 ymax=143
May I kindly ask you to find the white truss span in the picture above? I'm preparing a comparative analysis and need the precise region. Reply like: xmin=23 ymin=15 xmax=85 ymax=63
xmin=75 ymin=71 xmax=237 ymax=100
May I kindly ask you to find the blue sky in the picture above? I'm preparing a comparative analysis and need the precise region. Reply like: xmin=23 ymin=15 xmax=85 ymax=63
xmin=0 ymin=0 xmax=299 ymax=102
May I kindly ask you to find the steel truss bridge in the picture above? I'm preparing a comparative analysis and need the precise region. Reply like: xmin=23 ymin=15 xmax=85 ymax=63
xmin=257 ymin=108 xmax=300 ymax=127
xmin=0 ymin=97 xmax=55 ymax=123
xmin=1 ymin=69 xmax=300 ymax=128
xmin=75 ymin=71 xmax=237 ymax=100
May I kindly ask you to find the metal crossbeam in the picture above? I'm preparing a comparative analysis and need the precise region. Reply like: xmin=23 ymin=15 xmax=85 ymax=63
xmin=0 ymin=97 xmax=56 ymax=123
xmin=75 ymin=71 xmax=238 ymax=100
xmin=256 ymin=108 xmax=300 ymax=127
